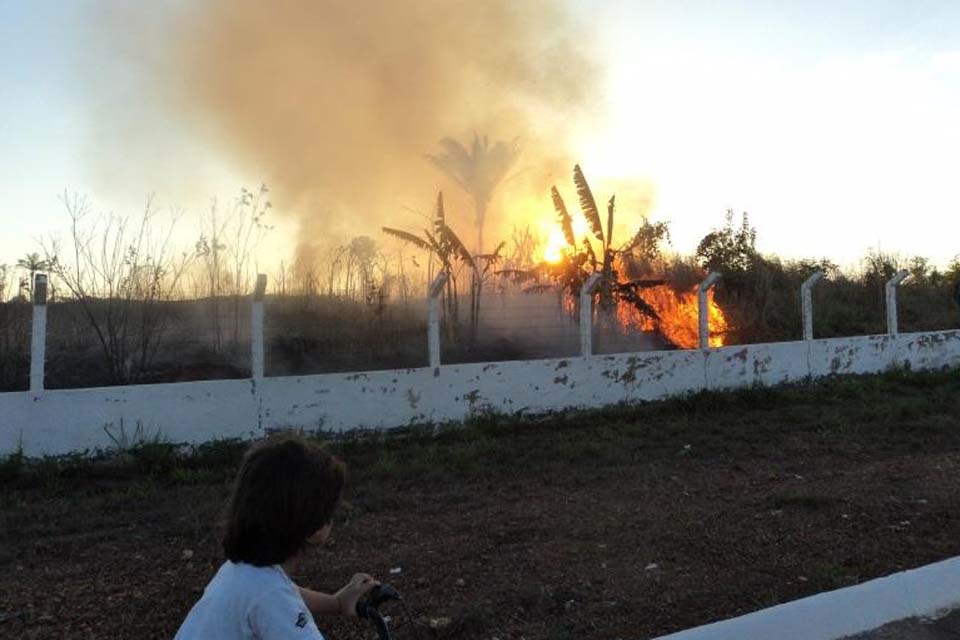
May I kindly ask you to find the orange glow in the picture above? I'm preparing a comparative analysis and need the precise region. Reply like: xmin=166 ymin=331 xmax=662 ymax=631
xmin=537 ymin=214 xmax=592 ymax=264
xmin=617 ymin=284 xmax=728 ymax=348
xmin=526 ymin=206 xmax=729 ymax=348
xmin=543 ymin=228 xmax=566 ymax=263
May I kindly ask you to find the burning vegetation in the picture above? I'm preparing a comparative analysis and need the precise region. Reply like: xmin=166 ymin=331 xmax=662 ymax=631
xmin=617 ymin=285 xmax=728 ymax=349
xmin=498 ymin=165 xmax=730 ymax=349
xmin=378 ymin=158 xmax=730 ymax=351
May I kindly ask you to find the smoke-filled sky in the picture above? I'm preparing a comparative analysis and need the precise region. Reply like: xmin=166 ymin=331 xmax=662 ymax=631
xmin=1 ymin=0 xmax=959 ymax=270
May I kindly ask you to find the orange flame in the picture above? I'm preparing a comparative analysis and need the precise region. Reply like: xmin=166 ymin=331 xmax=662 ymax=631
xmin=617 ymin=284 xmax=728 ymax=349
xmin=540 ymin=215 xmax=591 ymax=264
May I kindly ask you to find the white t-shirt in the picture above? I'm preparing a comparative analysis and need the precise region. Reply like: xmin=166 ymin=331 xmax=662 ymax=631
xmin=175 ymin=561 xmax=325 ymax=640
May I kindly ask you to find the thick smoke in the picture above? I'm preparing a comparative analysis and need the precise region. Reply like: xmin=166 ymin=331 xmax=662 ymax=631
xmin=95 ymin=1 xmax=598 ymax=270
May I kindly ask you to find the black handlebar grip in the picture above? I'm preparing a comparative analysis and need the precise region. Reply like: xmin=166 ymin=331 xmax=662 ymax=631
xmin=373 ymin=584 xmax=401 ymax=604
xmin=355 ymin=584 xmax=401 ymax=620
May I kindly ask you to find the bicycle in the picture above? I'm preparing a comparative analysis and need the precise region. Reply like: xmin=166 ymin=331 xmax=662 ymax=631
xmin=356 ymin=583 xmax=432 ymax=640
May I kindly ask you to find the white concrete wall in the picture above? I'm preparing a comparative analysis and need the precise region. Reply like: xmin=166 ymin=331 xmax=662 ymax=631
xmin=1 ymin=330 xmax=958 ymax=457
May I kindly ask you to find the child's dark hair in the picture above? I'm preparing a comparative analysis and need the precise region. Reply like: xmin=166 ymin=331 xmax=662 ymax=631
xmin=222 ymin=434 xmax=345 ymax=566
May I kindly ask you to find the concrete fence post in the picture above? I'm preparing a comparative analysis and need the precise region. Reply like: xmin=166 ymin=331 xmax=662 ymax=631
xmin=885 ymin=269 xmax=910 ymax=336
xmin=427 ymin=272 xmax=448 ymax=369
xmin=801 ymin=271 xmax=825 ymax=341
xmin=579 ymin=273 xmax=603 ymax=357
xmin=30 ymin=273 xmax=48 ymax=393
xmin=698 ymin=272 xmax=722 ymax=349
xmin=251 ymin=274 xmax=267 ymax=380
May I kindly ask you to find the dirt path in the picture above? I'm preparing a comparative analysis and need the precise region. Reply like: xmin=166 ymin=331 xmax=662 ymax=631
xmin=4 ymin=451 xmax=960 ymax=639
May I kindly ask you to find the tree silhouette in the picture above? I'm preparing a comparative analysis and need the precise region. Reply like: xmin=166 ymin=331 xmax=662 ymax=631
xmin=501 ymin=165 xmax=663 ymax=323
xmin=426 ymin=133 xmax=519 ymax=256
xmin=16 ymin=252 xmax=50 ymax=296
xmin=383 ymin=192 xmax=476 ymax=336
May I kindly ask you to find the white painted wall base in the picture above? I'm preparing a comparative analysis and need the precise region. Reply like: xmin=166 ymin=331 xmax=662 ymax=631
xmin=651 ymin=554 xmax=960 ymax=640
xmin=1 ymin=330 xmax=958 ymax=457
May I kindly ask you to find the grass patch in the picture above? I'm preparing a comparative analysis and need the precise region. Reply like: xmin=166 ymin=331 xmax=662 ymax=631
xmin=0 ymin=447 xmax=24 ymax=483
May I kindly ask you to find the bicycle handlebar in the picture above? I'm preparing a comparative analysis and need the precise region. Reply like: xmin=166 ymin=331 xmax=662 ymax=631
xmin=356 ymin=584 xmax=402 ymax=640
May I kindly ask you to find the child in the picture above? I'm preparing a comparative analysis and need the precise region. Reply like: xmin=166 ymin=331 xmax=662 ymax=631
xmin=175 ymin=434 xmax=378 ymax=639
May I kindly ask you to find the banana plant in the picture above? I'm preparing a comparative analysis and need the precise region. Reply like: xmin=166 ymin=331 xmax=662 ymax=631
xmin=383 ymin=192 xmax=477 ymax=338
xmin=500 ymin=165 xmax=663 ymax=323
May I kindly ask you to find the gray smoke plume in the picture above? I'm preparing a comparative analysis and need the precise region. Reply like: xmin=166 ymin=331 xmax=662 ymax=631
xmin=87 ymin=0 xmax=598 ymax=269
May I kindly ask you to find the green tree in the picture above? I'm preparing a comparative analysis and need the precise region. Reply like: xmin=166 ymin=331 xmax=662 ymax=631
xmin=947 ymin=255 xmax=960 ymax=307
xmin=946 ymin=255 xmax=960 ymax=284
xmin=619 ymin=218 xmax=672 ymax=279
xmin=907 ymin=255 xmax=931 ymax=285
xmin=695 ymin=210 xmax=758 ymax=274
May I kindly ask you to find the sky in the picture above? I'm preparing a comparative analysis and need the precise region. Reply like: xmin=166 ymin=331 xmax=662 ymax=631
xmin=1 ymin=2 xmax=86 ymax=257
xmin=1 ymin=0 xmax=958 ymax=273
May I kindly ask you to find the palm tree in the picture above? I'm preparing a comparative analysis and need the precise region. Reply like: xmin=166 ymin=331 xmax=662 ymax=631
xmin=16 ymin=252 xmax=50 ymax=296
xmin=426 ymin=133 xmax=520 ymax=256
xmin=383 ymin=192 xmax=476 ymax=336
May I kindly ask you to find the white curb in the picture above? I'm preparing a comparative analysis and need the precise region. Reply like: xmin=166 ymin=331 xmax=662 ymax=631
xmin=652 ymin=555 xmax=960 ymax=640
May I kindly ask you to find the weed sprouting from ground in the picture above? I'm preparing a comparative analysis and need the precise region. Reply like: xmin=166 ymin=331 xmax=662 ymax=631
xmin=0 ymin=446 xmax=24 ymax=483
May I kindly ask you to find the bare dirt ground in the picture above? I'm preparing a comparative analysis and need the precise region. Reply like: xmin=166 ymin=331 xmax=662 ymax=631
xmin=2 ymin=368 xmax=960 ymax=639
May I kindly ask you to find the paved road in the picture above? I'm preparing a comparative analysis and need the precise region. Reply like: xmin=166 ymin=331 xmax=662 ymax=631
xmin=842 ymin=609 xmax=960 ymax=639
